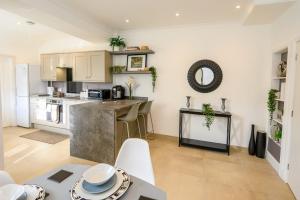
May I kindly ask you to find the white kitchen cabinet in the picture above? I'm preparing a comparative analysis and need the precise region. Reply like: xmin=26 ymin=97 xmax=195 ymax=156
xmin=58 ymin=53 xmax=73 ymax=68
xmin=40 ymin=54 xmax=66 ymax=81
xmin=73 ymin=51 xmax=112 ymax=82
xmin=30 ymin=97 xmax=47 ymax=123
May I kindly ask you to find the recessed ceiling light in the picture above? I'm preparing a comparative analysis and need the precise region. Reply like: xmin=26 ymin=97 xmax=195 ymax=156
xmin=17 ymin=22 xmax=22 ymax=25
xmin=236 ymin=5 xmax=241 ymax=9
xmin=175 ymin=13 xmax=180 ymax=17
xmin=125 ymin=19 xmax=130 ymax=23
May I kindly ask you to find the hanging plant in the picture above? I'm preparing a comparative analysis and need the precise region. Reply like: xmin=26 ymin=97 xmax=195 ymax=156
xmin=109 ymin=36 xmax=126 ymax=51
xmin=149 ymin=66 xmax=157 ymax=92
xmin=267 ymin=89 xmax=278 ymax=122
xmin=202 ymin=104 xmax=215 ymax=130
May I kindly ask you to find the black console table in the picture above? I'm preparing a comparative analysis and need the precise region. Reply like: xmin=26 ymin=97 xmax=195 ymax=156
xmin=179 ymin=108 xmax=232 ymax=155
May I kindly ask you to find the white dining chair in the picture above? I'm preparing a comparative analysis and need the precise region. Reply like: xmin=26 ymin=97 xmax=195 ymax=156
xmin=0 ymin=171 xmax=15 ymax=187
xmin=115 ymin=138 xmax=155 ymax=185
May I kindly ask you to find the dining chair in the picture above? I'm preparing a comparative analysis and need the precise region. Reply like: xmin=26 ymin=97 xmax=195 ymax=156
xmin=115 ymin=138 xmax=155 ymax=185
xmin=0 ymin=171 xmax=15 ymax=187
xmin=138 ymin=101 xmax=154 ymax=139
xmin=117 ymin=103 xmax=142 ymax=141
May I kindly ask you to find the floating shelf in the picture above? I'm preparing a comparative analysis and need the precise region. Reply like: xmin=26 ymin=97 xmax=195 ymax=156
xmin=272 ymin=77 xmax=286 ymax=80
xmin=273 ymin=118 xmax=283 ymax=125
xmin=109 ymin=50 xmax=155 ymax=55
xmin=275 ymin=99 xmax=285 ymax=102
xmin=112 ymin=71 xmax=151 ymax=75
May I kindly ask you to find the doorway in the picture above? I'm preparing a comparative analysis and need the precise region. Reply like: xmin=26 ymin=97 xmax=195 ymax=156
xmin=288 ymin=41 xmax=300 ymax=199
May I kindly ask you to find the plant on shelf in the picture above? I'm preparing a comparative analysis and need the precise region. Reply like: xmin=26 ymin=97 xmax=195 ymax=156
xmin=109 ymin=36 xmax=126 ymax=51
xmin=110 ymin=65 xmax=126 ymax=73
xmin=273 ymin=124 xmax=282 ymax=142
xmin=202 ymin=104 xmax=215 ymax=130
xmin=267 ymin=89 xmax=278 ymax=122
xmin=125 ymin=76 xmax=136 ymax=100
xmin=149 ymin=66 xmax=157 ymax=92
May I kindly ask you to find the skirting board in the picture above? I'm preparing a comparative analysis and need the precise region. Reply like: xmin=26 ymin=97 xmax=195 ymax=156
xmin=33 ymin=124 xmax=70 ymax=135
xmin=266 ymin=151 xmax=280 ymax=173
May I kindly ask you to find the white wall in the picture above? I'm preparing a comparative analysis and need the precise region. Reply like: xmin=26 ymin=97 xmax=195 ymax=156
xmin=0 ymin=81 xmax=4 ymax=169
xmin=119 ymin=25 xmax=271 ymax=147
xmin=0 ymin=56 xmax=16 ymax=127
xmin=39 ymin=24 xmax=272 ymax=147
xmin=271 ymin=1 xmax=300 ymax=47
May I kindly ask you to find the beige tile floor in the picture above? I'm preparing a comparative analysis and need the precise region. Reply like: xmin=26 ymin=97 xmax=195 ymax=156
xmin=2 ymin=127 xmax=295 ymax=200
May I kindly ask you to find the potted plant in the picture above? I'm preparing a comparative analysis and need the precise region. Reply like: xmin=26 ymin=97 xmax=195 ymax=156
xmin=273 ymin=124 xmax=282 ymax=142
xmin=267 ymin=89 xmax=278 ymax=122
xmin=149 ymin=66 xmax=157 ymax=92
xmin=202 ymin=104 xmax=215 ymax=130
xmin=109 ymin=36 xmax=126 ymax=51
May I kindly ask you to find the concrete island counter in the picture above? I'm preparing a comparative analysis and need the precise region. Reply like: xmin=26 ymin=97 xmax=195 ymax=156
xmin=69 ymin=99 xmax=147 ymax=165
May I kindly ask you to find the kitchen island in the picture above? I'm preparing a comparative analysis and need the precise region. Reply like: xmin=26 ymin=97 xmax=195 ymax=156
xmin=69 ymin=99 xmax=147 ymax=165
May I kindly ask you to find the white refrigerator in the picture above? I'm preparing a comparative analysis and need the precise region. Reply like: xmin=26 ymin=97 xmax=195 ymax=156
xmin=16 ymin=64 xmax=47 ymax=128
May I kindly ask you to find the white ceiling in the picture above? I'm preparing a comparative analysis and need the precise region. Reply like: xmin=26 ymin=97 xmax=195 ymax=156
xmin=0 ymin=0 xmax=297 ymax=42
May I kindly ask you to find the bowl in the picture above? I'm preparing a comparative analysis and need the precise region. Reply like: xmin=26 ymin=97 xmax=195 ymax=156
xmin=82 ymin=164 xmax=116 ymax=185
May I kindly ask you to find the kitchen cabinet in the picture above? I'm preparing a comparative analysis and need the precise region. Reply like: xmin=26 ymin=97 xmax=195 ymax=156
xmin=58 ymin=53 xmax=73 ymax=68
xmin=73 ymin=51 xmax=112 ymax=82
xmin=40 ymin=54 xmax=66 ymax=81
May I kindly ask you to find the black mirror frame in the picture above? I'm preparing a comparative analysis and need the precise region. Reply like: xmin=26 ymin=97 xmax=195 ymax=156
xmin=187 ymin=59 xmax=223 ymax=93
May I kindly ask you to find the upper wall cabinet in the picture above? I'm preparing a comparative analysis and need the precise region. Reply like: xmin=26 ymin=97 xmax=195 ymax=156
xmin=40 ymin=54 xmax=66 ymax=81
xmin=58 ymin=53 xmax=73 ymax=68
xmin=73 ymin=51 xmax=112 ymax=82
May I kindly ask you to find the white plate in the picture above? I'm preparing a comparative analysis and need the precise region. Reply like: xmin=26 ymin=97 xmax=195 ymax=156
xmin=82 ymin=163 xmax=116 ymax=185
xmin=71 ymin=169 xmax=131 ymax=200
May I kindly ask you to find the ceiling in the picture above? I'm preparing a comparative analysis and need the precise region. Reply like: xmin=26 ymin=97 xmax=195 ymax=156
xmin=0 ymin=0 xmax=297 ymax=42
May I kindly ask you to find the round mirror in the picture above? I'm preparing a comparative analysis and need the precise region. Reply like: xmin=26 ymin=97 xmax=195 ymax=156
xmin=194 ymin=67 xmax=214 ymax=85
xmin=187 ymin=60 xmax=223 ymax=93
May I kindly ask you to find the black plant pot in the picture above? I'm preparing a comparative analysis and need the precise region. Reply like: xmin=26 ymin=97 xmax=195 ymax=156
xmin=248 ymin=124 xmax=256 ymax=155
xmin=256 ymin=131 xmax=267 ymax=159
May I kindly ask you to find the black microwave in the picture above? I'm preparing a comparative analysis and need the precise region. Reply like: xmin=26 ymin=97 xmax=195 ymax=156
xmin=88 ymin=89 xmax=111 ymax=100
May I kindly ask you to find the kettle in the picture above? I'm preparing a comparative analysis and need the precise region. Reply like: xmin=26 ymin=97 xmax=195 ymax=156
xmin=112 ymin=85 xmax=125 ymax=99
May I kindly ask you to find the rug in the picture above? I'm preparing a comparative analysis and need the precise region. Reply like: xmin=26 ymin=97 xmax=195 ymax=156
xmin=20 ymin=130 xmax=69 ymax=144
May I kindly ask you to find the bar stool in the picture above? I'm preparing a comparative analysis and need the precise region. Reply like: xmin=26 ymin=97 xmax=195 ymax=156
xmin=118 ymin=103 xmax=142 ymax=142
xmin=138 ymin=101 xmax=155 ymax=139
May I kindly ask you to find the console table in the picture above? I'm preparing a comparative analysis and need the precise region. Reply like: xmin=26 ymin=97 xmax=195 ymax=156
xmin=179 ymin=108 xmax=232 ymax=155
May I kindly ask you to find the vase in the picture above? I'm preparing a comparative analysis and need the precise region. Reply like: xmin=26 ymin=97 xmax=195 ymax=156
xmin=256 ymin=131 xmax=267 ymax=159
xmin=248 ymin=124 xmax=256 ymax=155
xmin=186 ymin=96 xmax=191 ymax=109
xmin=221 ymin=98 xmax=226 ymax=112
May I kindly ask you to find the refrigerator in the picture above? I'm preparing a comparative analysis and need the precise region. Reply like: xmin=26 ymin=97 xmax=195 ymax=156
xmin=16 ymin=64 xmax=47 ymax=128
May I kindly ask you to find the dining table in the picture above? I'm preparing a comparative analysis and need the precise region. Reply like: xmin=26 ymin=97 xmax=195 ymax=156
xmin=25 ymin=164 xmax=167 ymax=200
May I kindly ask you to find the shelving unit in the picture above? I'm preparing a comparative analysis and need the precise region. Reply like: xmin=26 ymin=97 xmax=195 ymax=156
xmin=267 ymin=47 xmax=289 ymax=175
xmin=112 ymin=71 xmax=151 ymax=75
xmin=109 ymin=50 xmax=155 ymax=55
xmin=110 ymin=49 xmax=155 ymax=76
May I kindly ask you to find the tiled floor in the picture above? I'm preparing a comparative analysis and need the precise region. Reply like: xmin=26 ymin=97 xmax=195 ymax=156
xmin=3 ymin=127 xmax=295 ymax=200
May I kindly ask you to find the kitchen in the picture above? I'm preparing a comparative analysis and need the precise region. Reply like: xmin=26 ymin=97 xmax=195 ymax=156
xmin=20 ymin=50 xmax=148 ymax=138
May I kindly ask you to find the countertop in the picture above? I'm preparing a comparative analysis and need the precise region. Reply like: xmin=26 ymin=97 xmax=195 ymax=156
xmin=70 ymin=99 xmax=146 ymax=111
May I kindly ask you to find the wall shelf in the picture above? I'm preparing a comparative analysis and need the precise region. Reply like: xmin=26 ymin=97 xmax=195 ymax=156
xmin=275 ymin=99 xmax=285 ymax=102
xmin=273 ymin=118 xmax=283 ymax=125
xmin=112 ymin=71 xmax=151 ymax=75
xmin=272 ymin=77 xmax=286 ymax=80
xmin=109 ymin=50 xmax=155 ymax=55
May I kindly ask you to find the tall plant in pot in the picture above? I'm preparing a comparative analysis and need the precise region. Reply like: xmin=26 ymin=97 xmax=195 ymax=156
xmin=267 ymin=89 xmax=278 ymax=123
xmin=109 ymin=36 xmax=126 ymax=51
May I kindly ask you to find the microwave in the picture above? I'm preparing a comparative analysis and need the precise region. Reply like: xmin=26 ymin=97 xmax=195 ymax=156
xmin=88 ymin=89 xmax=111 ymax=100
